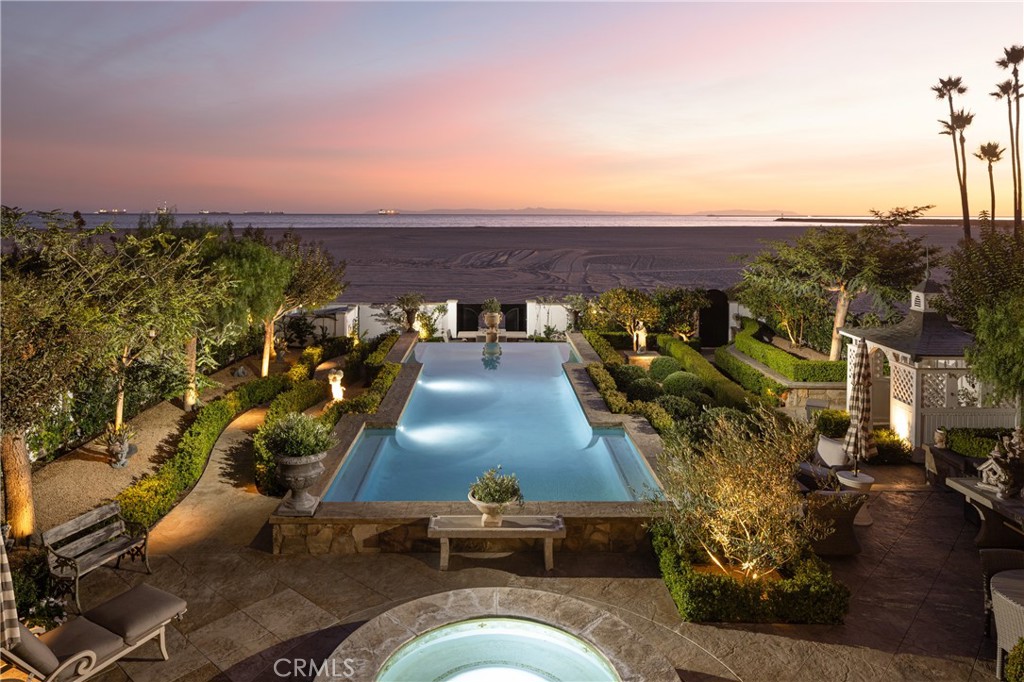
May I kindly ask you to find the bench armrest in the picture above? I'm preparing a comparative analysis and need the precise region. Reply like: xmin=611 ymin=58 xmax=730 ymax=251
xmin=44 ymin=545 xmax=81 ymax=575
xmin=122 ymin=519 xmax=149 ymax=543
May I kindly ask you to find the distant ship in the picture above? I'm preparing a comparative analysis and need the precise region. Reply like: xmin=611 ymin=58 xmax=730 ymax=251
xmin=95 ymin=208 xmax=127 ymax=214
xmin=378 ymin=209 xmax=399 ymax=215
xmin=242 ymin=210 xmax=284 ymax=215
xmin=198 ymin=210 xmax=231 ymax=215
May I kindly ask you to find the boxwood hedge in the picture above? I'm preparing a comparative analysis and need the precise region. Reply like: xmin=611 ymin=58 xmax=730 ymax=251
xmin=657 ymin=335 xmax=756 ymax=410
xmin=734 ymin=318 xmax=846 ymax=383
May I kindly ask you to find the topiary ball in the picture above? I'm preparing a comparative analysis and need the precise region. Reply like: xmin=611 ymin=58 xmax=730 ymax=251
xmin=655 ymin=395 xmax=698 ymax=421
xmin=662 ymin=371 xmax=706 ymax=396
xmin=648 ymin=356 xmax=683 ymax=382
xmin=609 ymin=364 xmax=648 ymax=390
xmin=627 ymin=378 xmax=664 ymax=402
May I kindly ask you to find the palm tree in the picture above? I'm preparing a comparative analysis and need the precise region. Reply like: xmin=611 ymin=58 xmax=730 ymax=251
xmin=974 ymin=142 xmax=1006 ymax=222
xmin=993 ymin=79 xmax=1019 ymax=235
xmin=997 ymin=45 xmax=1024 ymax=236
xmin=933 ymin=76 xmax=972 ymax=239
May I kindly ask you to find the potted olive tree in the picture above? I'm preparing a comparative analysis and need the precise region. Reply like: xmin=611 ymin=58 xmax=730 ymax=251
xmin=481 ymin=298 xmax=502 ymax=331
xmin=263 ymin=412 xmax=337 ymax=516
xmin=468 ymin=465 xmax=524 ymax=527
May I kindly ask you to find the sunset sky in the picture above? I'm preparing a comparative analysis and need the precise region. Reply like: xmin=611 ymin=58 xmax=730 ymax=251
xmin=2 ymin=1 xmax=1021 ymax=216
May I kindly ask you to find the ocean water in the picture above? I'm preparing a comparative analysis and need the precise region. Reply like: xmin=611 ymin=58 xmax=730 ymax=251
xmin=61 ymin=212 xmax=860 ymax=231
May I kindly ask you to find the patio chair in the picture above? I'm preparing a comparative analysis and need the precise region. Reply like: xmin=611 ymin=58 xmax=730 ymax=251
xmin=1 ymin=583 xmax=187 ymax=681
xmin=980 ymin=548 xmax=1024 ymax=637
xmin=814 ymin=434 xmax=853 ymax=471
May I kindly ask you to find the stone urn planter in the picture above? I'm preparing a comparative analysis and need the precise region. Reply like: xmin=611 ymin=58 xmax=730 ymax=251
xmin=483 ymin=312 xmax=502 ymax=330
xmin=262 ymin=412 xmax=337 ymax=517
xmin=934 ymin=427 xmax=948 ymax=449
xmin=468 ymin=492 xmax=505 ymax=527
xmin=104 ymin=423 xmax=136 ymax=469
xmin=277 ymin=451 xmax=328 ymax=515
xmin=468 ymin=466 xmax=524 ymax=527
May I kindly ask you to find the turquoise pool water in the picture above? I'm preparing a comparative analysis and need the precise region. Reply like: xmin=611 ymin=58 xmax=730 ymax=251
xmin=377 ymin=618 xmax=620 ymax=681
xmin=323 ymin=343 xmax=659 ymax=502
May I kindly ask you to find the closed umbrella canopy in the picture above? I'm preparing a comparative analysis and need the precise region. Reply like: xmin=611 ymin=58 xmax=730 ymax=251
xmin=1 ymin=541 xmax=20 ymax=649
xmin=844 ymin=338 xmax=878 ymax=475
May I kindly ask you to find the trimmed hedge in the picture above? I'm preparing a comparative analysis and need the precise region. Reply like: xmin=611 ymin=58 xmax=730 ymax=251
xmin=947 ymin=427 xmax=1004 ymax=459
xmin=657 ymin=335 xmax=754 ymax=410
xmin=254 ymin=379 xmax=331 ymax=494
xmin=662 ymin=371 xmax=707 ymax=397
xmin=814 ymin=409 xmax=850 ymax=438
xmin=321 ymin=361 xmax=403 ymax=425
xmin=286 ymin=345 xmax=325 ymax=383
xmin=118 ymin=375 xmax=289 ymax=528
xmin=585 ymin=363 xmax=671 ymax=432
xmin=655 ymin=395 xmax=699 ymax=421
xmin=583 ymin=330 xmax=623 ymax=365
xmin=713 ymin=347 xmax=786 ymax=400
xmin=652 ymin=526 xmax=849 ymax=624
xmin=627 ymin=378 xmax=664 ymax=402
xmin=734 ymin=318 xmax=846 ymax=383
xmin=365 ymin=332 xmax=400 ymax=372
xmin=598 ymin=331 xmax=635 ymax=351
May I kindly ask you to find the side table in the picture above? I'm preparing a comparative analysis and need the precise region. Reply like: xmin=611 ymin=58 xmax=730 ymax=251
xmin=837 ymin=470 xmax=875 ymax=526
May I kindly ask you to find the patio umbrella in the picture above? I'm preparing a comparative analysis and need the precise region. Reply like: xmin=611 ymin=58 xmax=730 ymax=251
xmin=1 ymin=541 xmax=20 ymax=648
xmin=844 ymin=338 xmax=878 ymax=476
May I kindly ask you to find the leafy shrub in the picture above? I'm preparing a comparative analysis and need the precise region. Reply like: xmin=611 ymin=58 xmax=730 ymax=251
xmin=713 ymin=346 xmax=787 ymax=399
xmin=260 ymin=412 xmax=337 ymax=459
xmin=1007 ymin=638 xmax=1024 ymax=682
xmin=118 ymin=375 xmax=289 ymax=527
xmin=733 ymin=318 xmax=847 ymax=382
xmin=657 ymin=335 xmax=754 ymax=409
xmin=320 ymin=335 xmax=355 ymax=360
xmin=286 ymin=345 xmax=325 ymax=383
xmin=608 ymin=363 xmax=648 ymax=390
xmin=582 ymin=330 xmax=623 ymax=365
xmin=627 ymin=378 xmax=664 ymax=402
xmin=649 ymin=356 xmax=683 ymax=382
xmin=655 ymin=395 xmax=699 ymax=422
xmin=320 ymin=361 xmax=402 ymax=426
xmin=948 ymin=427 xmax=1004 ymax=459
xmin=469 ymin=465 xmax=524 ymax=505
xmin=651 ymin=526 xmax=849 ymax=624
xmin=814 ymin=409 xmax=850 ymax=438
xmin=598 ymin=331 xmax=634 ymax=350
xmin=586 ymin=363 xmax=617 ymax=393
xmin=871 ymin=428 xmax=913 ymax=464
xmin=663 ymin=371 xmax=706 ymax=396
xmin=627 ymin=400 xmax=673 ymax=433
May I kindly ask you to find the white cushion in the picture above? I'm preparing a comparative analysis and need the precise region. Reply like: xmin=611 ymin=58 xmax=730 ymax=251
xmin=816 ymin=435 xmax=851 ymax=468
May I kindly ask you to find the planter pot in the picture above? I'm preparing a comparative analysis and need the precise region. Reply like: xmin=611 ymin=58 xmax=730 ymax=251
xmin=468 ymin=493 xmax=505 ymax=527
xmin=934 ymin=429 xmax=948 ymax=449
xmin=483 ymin=312 xmax=502 ymax=330
xmin=277 ymin=451 xmax=327 ymax=516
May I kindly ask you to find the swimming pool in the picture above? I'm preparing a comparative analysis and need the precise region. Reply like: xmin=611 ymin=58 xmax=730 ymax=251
xmin=323 ymin=343 xmax=659 ymax=502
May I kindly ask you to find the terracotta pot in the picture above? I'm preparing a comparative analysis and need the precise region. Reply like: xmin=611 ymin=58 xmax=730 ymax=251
xmin=277 ymin=451 xmax=327 ymax=516
xmin=468 ymin=492 xmax=505 ymax=527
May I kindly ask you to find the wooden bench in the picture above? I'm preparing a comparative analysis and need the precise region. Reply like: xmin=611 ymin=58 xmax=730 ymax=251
xmin=42 ymin=502 xmax=150 ymax=610
xmin=428 ymin=515 xmax=566 ymax=571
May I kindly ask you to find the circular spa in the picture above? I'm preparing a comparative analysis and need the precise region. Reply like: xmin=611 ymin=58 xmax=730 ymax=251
xmin=316 ymin=588 xmax=679 ymax=682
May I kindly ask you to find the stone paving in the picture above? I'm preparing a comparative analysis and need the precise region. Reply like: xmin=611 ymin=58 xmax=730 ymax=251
xmin=14 ymin=397 xmax=1001 ymax=682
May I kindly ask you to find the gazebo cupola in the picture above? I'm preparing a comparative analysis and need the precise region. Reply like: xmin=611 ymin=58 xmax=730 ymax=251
xmin=839 ymin=277 xmax=1017 ymax=448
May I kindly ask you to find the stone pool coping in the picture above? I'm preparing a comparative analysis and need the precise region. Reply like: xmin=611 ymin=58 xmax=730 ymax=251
xmin=271 ymin=331 xmax=663 ymax=555
xmin=315 ymin=587 xmax=679 ymax=682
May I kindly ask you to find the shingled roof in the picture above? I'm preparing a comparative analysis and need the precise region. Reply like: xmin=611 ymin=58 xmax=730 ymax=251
xmin=843 ymin=311 xmax=974 ymax=360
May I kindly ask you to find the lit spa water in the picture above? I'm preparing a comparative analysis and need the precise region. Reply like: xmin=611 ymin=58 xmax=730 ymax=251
xmin=377 ymin=618 xmax=620 ymax=682
xmin=323 ymin=343 xmax=658 ymax=501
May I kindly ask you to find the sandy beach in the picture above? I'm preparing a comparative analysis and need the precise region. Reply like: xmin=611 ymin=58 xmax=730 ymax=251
xmin=264 ymin=223 xmax=967 ymax=303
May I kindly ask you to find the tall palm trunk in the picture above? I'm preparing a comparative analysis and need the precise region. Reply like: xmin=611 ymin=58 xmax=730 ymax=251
xmin=1004 ymin=94 xmax=1020 ymax=232
xmin=2 ymin=432 xmax=35 ymax=542
xmin=988 ymin=158 xmax=997 ymax=222
xmin=946 ymin=94 xmax=971 ymax=240
xmin=1015 ymin=67 xmax=1022 ymax=236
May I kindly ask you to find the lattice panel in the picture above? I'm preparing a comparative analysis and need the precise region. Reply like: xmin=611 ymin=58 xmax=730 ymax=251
xmin=921 ymin=373 xmax=946 ymax=408
xmin=892 ymin=364 xmax=915 ymax=405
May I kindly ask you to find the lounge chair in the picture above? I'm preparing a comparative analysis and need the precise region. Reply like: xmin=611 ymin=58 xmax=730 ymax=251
xmin=1 ymin=583 xmax=187 ymax=681
xmin=814 ymin=434 xmax=853 ymax=471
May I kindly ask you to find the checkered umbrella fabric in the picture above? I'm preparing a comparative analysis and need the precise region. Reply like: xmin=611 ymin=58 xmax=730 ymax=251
xmin=1 ymin=541 xmax=20 ymax=648
xmin=844 ymin=338 xmax=878 ymax=473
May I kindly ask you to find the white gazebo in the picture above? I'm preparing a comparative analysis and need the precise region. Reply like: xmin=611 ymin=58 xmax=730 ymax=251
xmin=839 ymin=278 xmax=1018 ymax=448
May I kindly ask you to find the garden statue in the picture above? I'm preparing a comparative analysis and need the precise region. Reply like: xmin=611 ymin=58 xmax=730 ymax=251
xmin=328 ymin=369 xmax=345 ymax=402
xmin=634 ymin=321 xmax=648 ymax=353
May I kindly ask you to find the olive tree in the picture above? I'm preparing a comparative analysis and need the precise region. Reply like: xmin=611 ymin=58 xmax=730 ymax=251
xmin=653 ymin=287 xmax=710 ymax=341
xmin=594 ymin=288 xmax=659 ymax=351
